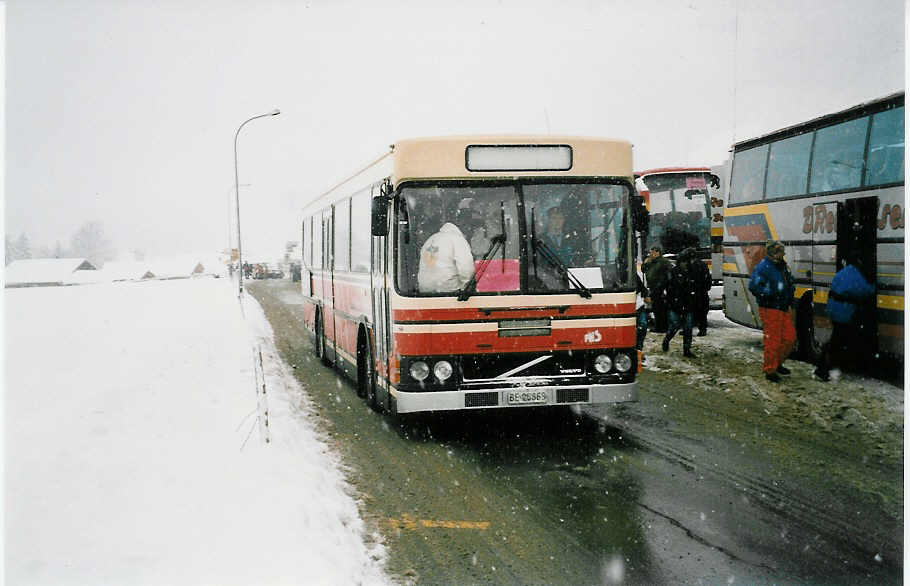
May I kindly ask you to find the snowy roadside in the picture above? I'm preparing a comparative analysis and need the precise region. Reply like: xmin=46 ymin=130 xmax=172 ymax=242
xmin=641 ymin=310 xmax=902 ymax=443
xmin=5 ymin=277 xmax=388 ymax=585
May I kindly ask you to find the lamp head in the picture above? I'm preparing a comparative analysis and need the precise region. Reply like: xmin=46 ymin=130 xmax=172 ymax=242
xmin=270 ymin=108 xmax=281 ymax=116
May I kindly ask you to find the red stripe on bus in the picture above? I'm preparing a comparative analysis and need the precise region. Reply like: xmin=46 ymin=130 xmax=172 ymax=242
xmin=394 ymin=325 xmax=635 ymax=355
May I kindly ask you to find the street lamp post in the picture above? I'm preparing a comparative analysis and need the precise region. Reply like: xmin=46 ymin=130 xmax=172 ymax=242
xmin=227 ymin=183 xmax=250 ymax=276
xmin=234 ymin=108 xmax=280 ymax=297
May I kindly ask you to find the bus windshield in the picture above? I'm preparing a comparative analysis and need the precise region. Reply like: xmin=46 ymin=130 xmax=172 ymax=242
xmin=395 ymin=181 xmax=633 ymax=296
xmin=640 ymin=172 xmax=713 ymax=253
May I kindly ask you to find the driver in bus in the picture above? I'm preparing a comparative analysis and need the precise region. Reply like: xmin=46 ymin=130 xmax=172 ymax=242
xmin=417 ymin=208 xmax=478 ymax=293
xmin=542 ymin=205 xmax=589 ymax=266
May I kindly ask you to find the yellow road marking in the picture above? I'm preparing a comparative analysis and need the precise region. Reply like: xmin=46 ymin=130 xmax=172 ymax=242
xmin=385 ymin=514 xmax=490 ymax=531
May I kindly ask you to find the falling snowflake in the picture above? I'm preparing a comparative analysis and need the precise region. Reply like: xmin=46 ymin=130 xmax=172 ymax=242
xmin=601 ymin=554 xmax=625 ymax=584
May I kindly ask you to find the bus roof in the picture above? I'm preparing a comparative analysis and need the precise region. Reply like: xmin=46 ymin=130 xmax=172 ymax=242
xmin=635 ymin=166 xmax=712 ymax=178
xmin=733 ymin=91 xmax=904 ymax=151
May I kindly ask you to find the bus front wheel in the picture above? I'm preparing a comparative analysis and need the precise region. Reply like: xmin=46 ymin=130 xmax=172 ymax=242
xmin=358 ymin=331 xmax=381 ymax=411
xmin=315 ymin=312 xmax=330 ymax=366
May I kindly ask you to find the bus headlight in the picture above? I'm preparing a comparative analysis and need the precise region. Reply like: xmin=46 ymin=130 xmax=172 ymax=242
xmin=433 ymin=360 xmax=453 ymax=381
xmin=594 ymin=354 xmax=612 ymax=373
xmin=614 ymin=352 xmax=632 ymax=373
xmin=409 ymin=361 xmax=430 ymax=381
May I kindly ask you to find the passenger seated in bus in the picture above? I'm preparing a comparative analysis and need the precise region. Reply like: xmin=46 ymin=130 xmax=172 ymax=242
xmin=416 ymin=208 xmax=477 ymax=293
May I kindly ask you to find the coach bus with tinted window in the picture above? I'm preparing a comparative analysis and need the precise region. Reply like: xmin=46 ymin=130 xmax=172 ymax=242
xmin=722 ymin=92 xmax=904 ymax=363
xmin=299 ymin=136 xmax=648 ymax=414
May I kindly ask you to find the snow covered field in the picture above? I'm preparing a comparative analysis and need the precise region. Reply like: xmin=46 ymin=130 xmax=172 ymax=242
xmin=5 ymin=277 xmax=388 ymax=585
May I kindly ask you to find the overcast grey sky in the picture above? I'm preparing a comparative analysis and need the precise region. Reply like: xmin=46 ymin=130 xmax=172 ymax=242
xmin=5 ymin=0 xmax=905 ymax=261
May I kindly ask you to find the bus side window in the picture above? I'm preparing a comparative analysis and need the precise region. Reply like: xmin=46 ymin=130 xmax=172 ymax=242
xmin=730 ymin=144 xmax=768 ymax=203
xmin=312 ymin=213 xmax=322 ymax=270
xmin=334 ymin=198 xmax=351 ymax=271
xmin=765 ymin=132 xmax=812 ymax=199
xmin=351 ymin=189 xmax=371 ymax=272
xmin=865 ymin=106 xmax=905 ymax=186
xmin=809 ymin=116 xmax=868 ymax=193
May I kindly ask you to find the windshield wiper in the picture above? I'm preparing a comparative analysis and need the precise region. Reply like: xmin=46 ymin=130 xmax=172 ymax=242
xmin=531 ymin=237 xmax=592 ymax=299
xmin=457 ymin=202 xmax=507 ymax=302
xmin=457 ymin=234 xmax=505 ymax=301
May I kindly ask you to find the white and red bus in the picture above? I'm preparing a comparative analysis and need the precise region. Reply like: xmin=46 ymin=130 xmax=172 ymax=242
xmin=300 ymin=136 xmax=648 ymax=414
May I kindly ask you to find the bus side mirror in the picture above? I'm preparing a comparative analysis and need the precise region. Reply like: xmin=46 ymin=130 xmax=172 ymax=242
xmin=371 ymin=196 xmax=389 ymax=236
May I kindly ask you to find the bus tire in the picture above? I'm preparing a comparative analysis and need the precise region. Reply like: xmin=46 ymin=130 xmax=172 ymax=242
xmin=794 ymin=292 xmax=818 ymax=362
xmin=312 ymin=312 xmax=322 ymax=358
xmin=357 ymin=329 xmax=380 ymax=411
xmin=356 ymin=331 xmax=368 ymax=399
xmin=365 ymin=357 xmax=379 ymax=412
xmin=315 ymin=311 xmax=330 ymax=366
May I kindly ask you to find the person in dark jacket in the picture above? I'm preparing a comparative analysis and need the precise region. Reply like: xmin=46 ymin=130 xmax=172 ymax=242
xmin=813 ymin=257 xmax=876 ymax=381
xmin=662 ymin=247 xmax=698 ymax=357
xmin=690 ymin=254 xmax=712 ymax=336
xmin=748 ymin=240 xmax=796 ymax=383
xmin=642 ymin=246 xmax=672 ymax=332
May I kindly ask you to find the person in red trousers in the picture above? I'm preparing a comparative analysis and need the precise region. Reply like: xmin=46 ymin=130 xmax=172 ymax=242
xmin=748 ymin=240 xmax=796 ymax=383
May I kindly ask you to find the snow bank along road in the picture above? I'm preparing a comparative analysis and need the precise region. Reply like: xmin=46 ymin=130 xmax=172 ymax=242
xmin=5 ymin=277 xmax=388 ymax=585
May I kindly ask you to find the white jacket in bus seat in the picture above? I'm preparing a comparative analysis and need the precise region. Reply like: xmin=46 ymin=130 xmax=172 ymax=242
xmin=418 ymin=222 xmax=475 ymax=293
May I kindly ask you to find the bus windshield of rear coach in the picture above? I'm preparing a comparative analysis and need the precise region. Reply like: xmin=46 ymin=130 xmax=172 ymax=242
xmin=640 ymin=173 xmax=712 ymax=253
xmin=395 ymin=182 xmax=634 ymax=296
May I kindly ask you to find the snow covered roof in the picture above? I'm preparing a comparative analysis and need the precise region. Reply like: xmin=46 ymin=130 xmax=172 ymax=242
xmin=99 ymin=261 xmax=156 ymax=282
xmin=5 ymin=258 xmax=97 ymax=287
xmin=149 ymin=253 xmax=227 ymax=279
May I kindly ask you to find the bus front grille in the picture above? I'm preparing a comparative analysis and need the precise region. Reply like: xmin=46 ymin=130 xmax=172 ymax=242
xmin=557 ymin=388 xmax=589 ymax=403
xmin=465 ymin=392 xmax=499 ymax=408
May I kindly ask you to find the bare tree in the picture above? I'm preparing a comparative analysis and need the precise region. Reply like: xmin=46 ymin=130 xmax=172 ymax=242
xmin=5 ymin=233 xmax=32 ymax=265
xmin=70 ymin=221 xmax=114 ymax=267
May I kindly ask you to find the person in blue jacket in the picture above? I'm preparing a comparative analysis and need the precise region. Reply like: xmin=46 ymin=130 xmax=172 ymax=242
xmin=748 ymin=240 xmax=796 ymax=382
xmin=814 ymin=257 xmax=876 ymax=381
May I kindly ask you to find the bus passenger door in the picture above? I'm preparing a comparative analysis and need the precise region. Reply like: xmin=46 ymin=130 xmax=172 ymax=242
xmin=802 ymin=201 xmax=838 ymax=356
xmin=370 ymin=190 xmax=391 ymax=399
xmin=323 ymin=210 xmax=337 ymax=365
xmin=836 ymin=196 xmax=878 ymax=353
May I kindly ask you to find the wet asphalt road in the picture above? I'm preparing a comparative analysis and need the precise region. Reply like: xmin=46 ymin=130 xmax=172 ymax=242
xmin=248 ymin=280 xmax=901 ymax=585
